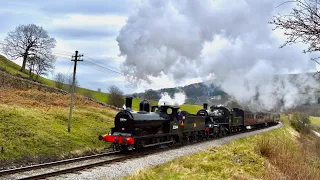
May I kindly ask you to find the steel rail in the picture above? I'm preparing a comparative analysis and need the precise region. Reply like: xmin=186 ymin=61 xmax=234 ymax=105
xmin=0 ymin=151 xmax=119 ymax=176
xmin=17 ymin=155 xmax=130 ymax=180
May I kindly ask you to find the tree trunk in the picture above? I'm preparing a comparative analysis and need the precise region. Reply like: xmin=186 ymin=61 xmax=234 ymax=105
xmin=35 ymin=74 xmax=39 ymax=81
xmin=20 ymin=54 xmax=27 ymax=72
xmin=29 ymin=67 xmax=32 ymax=78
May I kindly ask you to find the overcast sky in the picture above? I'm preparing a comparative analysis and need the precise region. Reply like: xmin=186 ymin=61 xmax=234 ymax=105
xmin=0 ymin=0 xmax=318 ymax=95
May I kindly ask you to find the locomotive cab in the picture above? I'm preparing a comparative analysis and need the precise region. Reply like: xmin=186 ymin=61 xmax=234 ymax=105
xmin=151 ymin=105 xmax=179 ymax=121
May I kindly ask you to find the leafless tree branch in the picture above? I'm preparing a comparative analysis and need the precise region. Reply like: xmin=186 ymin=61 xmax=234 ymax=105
xmin=1 ymin=24 xmax=56 ymax=72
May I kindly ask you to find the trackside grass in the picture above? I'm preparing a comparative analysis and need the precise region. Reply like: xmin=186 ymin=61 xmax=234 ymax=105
xmin=310 ymin=116 xmax=320 ymax=127
xmin=0 ymin=89 xmax=117 ymax=168
xmin=123 ymin=116 xmax=320 ymax=180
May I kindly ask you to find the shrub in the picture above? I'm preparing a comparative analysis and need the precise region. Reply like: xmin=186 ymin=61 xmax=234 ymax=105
xmin=107 ymin=85 xmax=124 ymax=108
xmin=290 ymin=113 xmax=311 ymax=133
xmin=256 ymin=134 xmax=319 ymax=180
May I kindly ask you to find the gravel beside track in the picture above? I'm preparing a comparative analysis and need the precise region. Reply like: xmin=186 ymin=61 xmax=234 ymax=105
xmin=50 ymin=123 xmax=282 ymax=180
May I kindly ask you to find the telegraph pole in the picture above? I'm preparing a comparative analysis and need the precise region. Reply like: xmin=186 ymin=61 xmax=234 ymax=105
xmin=68 ymin=50 xmax=83 ymax=133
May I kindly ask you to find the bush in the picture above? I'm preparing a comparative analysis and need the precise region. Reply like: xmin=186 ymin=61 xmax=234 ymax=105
xmin=256 ymin=134 xmax=320 ymax=180
xmin=290 ymin=113 xmax=311 ymax=133
xmin=107 ymin=85 xmax=124 ymax=108
xmin=54 ymin=73 xmax=65 ymax=89
xmin=83 ymin=90 xmax=93 ymax=99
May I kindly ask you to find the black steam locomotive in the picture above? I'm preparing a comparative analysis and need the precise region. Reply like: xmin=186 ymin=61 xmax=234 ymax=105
xmin=99 ymin=97 xmax=280 ymax=151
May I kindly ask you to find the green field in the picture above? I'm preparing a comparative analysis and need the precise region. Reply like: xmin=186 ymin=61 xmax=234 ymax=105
xmin=310 ymin=116 xmax=320 ymax=127
xmin=131 ymin=98 xmax=202 ymax=114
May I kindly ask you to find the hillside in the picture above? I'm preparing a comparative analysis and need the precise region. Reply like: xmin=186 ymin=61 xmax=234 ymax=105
xmin=0 ymin=55 xmax=108 ymax=103
xmin=0 ymin=89 xmax=118 ymax=168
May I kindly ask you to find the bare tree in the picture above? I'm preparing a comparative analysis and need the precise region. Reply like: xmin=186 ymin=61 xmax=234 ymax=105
xmin=27 ymin=54 xmax=55 ymax=81
xmin=270 ymin=0 xmax=320 ymax=57
xmin=27 ymin=56 xmax=36 ymax=80
xmin=1 ymin=24 xmax=56 ymax=72
xmin=54 ymin=72 xmax=65 ymax=89
xmin=64 ymin=74 xmax=80 ymax=93
xmin=107 ymin=85 xmax=124 ymax=108
xmin=34 ymin=55 xmax=55 ymax=81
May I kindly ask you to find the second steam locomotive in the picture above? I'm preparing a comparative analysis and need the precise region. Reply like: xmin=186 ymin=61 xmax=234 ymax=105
xmin=99 ymin=97 xmax=280 ymax=151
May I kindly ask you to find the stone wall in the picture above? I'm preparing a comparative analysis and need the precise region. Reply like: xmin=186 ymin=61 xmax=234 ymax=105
xmin=0 ymin=70 xmax=68 ymax=94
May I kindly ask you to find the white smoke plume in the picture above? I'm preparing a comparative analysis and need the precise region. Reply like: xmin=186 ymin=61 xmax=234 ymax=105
xmin=117 ymin=0 xmax=319 ymax=111
xmin=158 ymin=92 xmax=186 ymax=106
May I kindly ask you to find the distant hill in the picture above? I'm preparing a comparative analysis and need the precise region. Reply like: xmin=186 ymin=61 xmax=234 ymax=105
xmin=133 ymin=82 xmax=230 ymax=105
xmin=132 ymin=72 xmax=320 ymax=108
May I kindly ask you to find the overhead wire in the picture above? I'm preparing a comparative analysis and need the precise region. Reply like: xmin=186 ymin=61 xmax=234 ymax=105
xmin=81 ymin=61 xmax=123 ymax=77
xmin=82 ymin=60 xmax=123 ymax=75
xmin=52 ymin=51 xmax=122 ymax=73
xmin=53 ymin=52 xmax=125 ymax=78
xmin=84 ymin=56 xmax=121 ymax=72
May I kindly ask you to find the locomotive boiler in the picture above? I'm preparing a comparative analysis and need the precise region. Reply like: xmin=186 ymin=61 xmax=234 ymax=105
xmin=112 ymin=97 xmax=173 ymax=136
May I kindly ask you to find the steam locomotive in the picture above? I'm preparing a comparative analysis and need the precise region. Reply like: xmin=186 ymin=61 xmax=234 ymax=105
xmin=98 ymin=97 xmax=280 ymax=151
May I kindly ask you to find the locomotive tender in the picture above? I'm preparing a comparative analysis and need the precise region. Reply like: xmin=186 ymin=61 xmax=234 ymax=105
xmin=99 ymin=97 xmax=280 ymax=151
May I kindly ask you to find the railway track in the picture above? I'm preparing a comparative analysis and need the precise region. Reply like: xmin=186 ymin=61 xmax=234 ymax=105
xmin=0 ymin=151 xmax=123 ymax=180
xmin=0 ymin=145 xmax=182 ymax=180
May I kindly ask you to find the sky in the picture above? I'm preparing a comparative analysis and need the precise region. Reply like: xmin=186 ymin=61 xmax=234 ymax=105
xmin=0 ymin=0 xmax=318 ymax=95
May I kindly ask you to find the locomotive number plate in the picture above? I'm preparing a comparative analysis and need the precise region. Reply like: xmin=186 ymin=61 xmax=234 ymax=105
xmin=120 ymin=118 xmax=127 ymax=122
xmin=173 ymin=125 xmax=179 ymax=129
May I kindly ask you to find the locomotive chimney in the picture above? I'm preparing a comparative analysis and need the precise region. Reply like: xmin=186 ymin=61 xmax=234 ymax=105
xmin=203 ymin=103 xmax=208 ymax=110
xmin=139 ymin=99 xmax=150 ymax=112
xmin=125 ymin=96 xmax=133 ymax=110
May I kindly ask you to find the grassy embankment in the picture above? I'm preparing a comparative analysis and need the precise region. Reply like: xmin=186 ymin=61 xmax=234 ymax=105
xmin=0 ymin=56 xmax=202 ymax=167
xmin=124 ymin=116 xmax=320 ymax=180
xmin=310 ymin=117 xmax=320 ymax=132
xmin=0 ymin=89 xmax=117 ymax=168
xmin=0 ymin=55 xmax=108 ymax=102
xmin=0 ymin=55 xmax=202 ymax=113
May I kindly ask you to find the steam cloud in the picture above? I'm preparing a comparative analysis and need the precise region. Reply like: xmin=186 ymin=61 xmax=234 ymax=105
xmin=158 ymin=92 xmax=186 ymax=106
xmin=117 ymin=0 xmax=318 ymax=111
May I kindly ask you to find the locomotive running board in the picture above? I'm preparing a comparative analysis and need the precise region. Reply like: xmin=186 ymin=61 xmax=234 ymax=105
xmin=143 ymin=140 xmax=173 ymax=148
